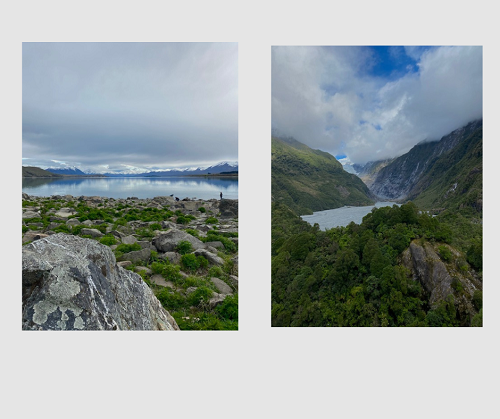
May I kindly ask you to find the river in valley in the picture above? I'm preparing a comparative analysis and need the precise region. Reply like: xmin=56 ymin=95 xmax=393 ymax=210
xmin=22 ymin=176 xmax=238 ymax=200
xmin=301 ymin=201 xmax=400 ymax=230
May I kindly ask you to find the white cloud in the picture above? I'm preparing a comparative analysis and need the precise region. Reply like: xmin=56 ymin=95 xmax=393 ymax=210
xmin=22 ymin=43 xmax=238 ymax=170
xmin=272 ymin=46 xmax=482 ymax=165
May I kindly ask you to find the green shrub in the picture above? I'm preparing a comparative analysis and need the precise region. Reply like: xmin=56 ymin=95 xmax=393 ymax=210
xmin=185 ymin=229 xmax=199 ymax=238
xmin=215 ymin=294 xmax=238 ymax=320
xmin=162 ymin=264 xmax=182 ymax=282
xmin=113 ymin=218 xmax=128 ymax=227
xmin=187 ymin=286 xmax=213 ymax=306
xmin=100 ymin=235 xmax=117 ymax=246
xmin=472 ymin=290 xmax=483 ymax=311
xmin=208 ymin=266 xmax=224 ymax=278
xmin=96 ymin=224 xmax=108 ymax=234
xmin=116 ymin=243 xmax=141 ymax=253
xmin=198 ymin=207 xmax=206 ymax=213
xmin=206 ymin=217 xmax=218 ymax=224
xmin=438 ymin=245 xmax=452 ymax=262
xmin=136 ymin=227 xmax=154 ymax=239
xmin=71 ymin=225 xmax=86 ymax=235
xmin=471 ymin=308 xmax=482 ymax=327
xmin=181 ymin=253 xmax=199 ymax=272
xmin=198 ymin=255 xmax=209 ymax=269
xmin=150 ymin=222 xmax=162 ymax=231
xmin=151 ymin=261 xmax=166 ymax=275
xmin=467 ymin=239 xmax=482 ymax=270
xmin=157 ymin=289 xmax=187 ymax=310
xmin=53 ymin=224 xmax=71 ymax=234
xmin=176 ymin=215 xmax=190 ymax=225
xmin=176 ymin=240 xmax=193 ymax=255
xmin=451 ymin=277 xmax=464 ymax=293
xmin=203 ymin=232 xmax=237 ymax=253
xmin=22 ymin=225 xmax=29 ymax=234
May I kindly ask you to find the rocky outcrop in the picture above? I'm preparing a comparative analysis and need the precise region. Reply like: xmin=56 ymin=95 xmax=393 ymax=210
xmin=402 ymin=240 xmax=482 ymax=324
xmin=22 ymin=234 xmax=179 ymax=330
xmin=219 ymin=199 xmax=238 ymax=218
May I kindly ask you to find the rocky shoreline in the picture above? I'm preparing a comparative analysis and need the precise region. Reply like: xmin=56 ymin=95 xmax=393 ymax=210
xmin=22 ymin=193 xmax=238 ymax=330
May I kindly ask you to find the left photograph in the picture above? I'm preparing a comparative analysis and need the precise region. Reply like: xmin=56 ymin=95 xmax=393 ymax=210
xmin=22 ymin=42 xmax=239 ymax=330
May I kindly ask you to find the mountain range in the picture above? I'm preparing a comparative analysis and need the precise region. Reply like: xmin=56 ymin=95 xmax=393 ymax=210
xmin=39 ymin=161 xmax=238 ymax=177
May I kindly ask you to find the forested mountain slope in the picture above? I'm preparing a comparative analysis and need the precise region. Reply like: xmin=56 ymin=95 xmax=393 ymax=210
xmin=272 ymin=136 xmax=373 ymax=215
xmin=409 ymin=125 xmax=482 ymax=212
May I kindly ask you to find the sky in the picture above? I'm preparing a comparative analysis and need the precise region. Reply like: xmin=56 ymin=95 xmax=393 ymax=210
xmin=272 ymin=46 xmax=483 ymax=165
xmin=22 ymin=42 xmax=238 ymax=174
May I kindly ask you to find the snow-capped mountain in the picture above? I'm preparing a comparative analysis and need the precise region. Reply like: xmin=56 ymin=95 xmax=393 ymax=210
xmin=335 ymin=156 xmax=358 ymax=175
xmin=41 ymin=161 xmax=237 ymax=176
xmin=138 ymin=161 xmax=238 ymax=177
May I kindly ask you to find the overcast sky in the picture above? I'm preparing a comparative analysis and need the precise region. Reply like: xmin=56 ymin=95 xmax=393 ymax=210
xmin=22 ymin=42 xmax=238 ymax=173
xmin=272 ymin=46 xmax=482 ymax=165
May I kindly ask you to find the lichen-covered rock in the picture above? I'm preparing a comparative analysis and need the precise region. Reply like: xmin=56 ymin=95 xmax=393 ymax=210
xmin=22 ymin=234 xmax=179 ymax=331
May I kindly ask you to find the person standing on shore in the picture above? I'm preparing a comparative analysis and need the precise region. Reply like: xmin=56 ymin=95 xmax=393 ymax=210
xmin=220 ymin=192 xmax=223 ymax=200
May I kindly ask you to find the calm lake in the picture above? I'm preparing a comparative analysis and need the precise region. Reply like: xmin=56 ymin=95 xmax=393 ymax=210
xmin=22 ymin=177 xmax=238 ymax=200
xmin=301 ymin=201 xmax=399 ymax=230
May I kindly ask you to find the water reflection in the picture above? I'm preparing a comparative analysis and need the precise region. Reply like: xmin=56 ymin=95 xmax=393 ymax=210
xmin=22 ymin=176 xmax=238 ymax=200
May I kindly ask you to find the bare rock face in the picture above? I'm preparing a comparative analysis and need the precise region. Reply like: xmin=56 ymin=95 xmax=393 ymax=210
xmin=22 ymin=234 xmax=179 ymax=331
xmin=402 ymin=240 xmax=482 ymax=323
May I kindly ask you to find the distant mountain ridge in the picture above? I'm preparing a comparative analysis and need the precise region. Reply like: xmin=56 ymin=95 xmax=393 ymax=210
xmin=22 ymin=166 xmax=62 ymax=178
xmin=26 ymin=161 xmax=238 ymax=177
xmin=369 ymin=119 xmax=482 ymax=212
xmin=46 ymin=167 xmax=86 ymax=176
xmin=272 ymin=136 xmax=373 ymax=215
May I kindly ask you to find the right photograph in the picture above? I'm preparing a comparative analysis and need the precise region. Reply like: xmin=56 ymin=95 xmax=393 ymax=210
xmin=271 ymin=46 xmax=483 ymax=327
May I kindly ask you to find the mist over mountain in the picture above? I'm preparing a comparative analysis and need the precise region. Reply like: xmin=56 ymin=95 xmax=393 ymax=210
xmin=367 ymin=119 xmax=482 ymax=212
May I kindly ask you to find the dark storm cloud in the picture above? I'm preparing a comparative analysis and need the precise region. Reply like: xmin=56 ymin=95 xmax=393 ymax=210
xmin=22 ymin=42 xmax=238 ymax=172
xmin=272 ymin=46 xmax=482 ymax=165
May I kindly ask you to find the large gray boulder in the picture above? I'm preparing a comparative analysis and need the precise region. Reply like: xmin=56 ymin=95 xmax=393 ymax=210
xmin=210 ymin=277 xmax=233 ymax=295
xmin=22 ymin=210 xmax=41 ymax=219
xmin=117 ymin=248 xmax=151 ymax=263
xmin=22 ymin=234 xmax=179 ymax=331
xmin=153 ymin=229 xmax=205 ymax=252
xmin=81 ymin=228 xmax=104 ymax=238
xmin=219 ymin=199 xmax=238 ymax=218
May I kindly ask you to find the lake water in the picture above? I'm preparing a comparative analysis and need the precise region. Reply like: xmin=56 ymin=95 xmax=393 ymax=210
xmin=301 ymin=201 xmax=399 ymax=230
xmin=22 ymin=177 xmax=238 ymax=200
